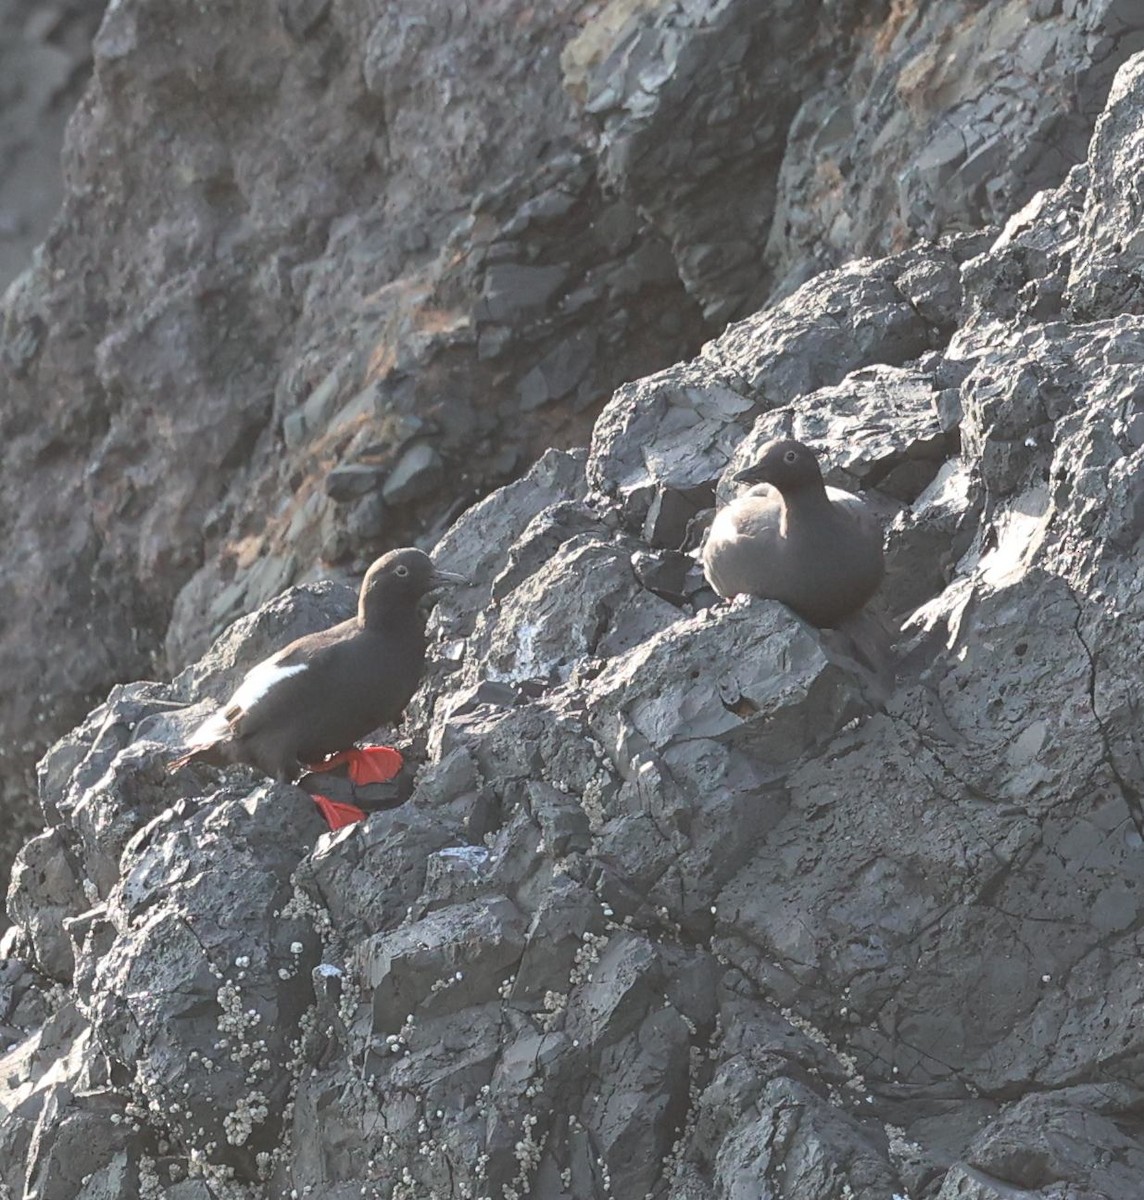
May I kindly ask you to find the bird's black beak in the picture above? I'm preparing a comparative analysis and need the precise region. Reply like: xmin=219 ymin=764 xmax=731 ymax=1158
xmin=732 ymin=465 xmax=764 ymax=485
xmin=428 ymin=567 xmax=467 ymax=591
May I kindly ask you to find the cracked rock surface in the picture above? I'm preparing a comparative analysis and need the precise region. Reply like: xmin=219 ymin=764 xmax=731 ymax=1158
xmin=7 ymin=45 xmax=1144 ymax=1199
xmin=3 ymin=0 xmax=1144 ymax=908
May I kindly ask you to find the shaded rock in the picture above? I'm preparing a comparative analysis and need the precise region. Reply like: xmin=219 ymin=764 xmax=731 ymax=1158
xmin=940 ymin=1088 xmax=1144 ymax=1200
xmin=0 ymin=2 xmax=102 ymax=296
xmin=477 ymin=262 xmax=570 ymax=323
xmin=587 ymin=254 xmax=938 ymax=526
xmin=296 ymin=804 xmax=463 ymax=948
xmin=430 ymin=446 xmax=590 ymax=639
xmin=6 ymin=0 xmax=1135 ymax=924
xmin=380 ymin=441 xmax=443 ymax=505
xmin=642 ymin=482 xmax=715 ymax=551
xmin=281 ymin=363 xmax=345 ymax=449
xmin=324 ymin=462 xmax=385 ymax=502
xmin=708 ymin=1077 xmax=900 ymax=1200
xmin=5 ymin=828 xmax=86 ymax=982
xmin=764 ymin=0 xmax=1140 ymax=300
xmin=465 ymin=533 xmax=681 ymax=687
xmin=585 ymin=599 xmax=874 ymax=763
xmin=355 ymin=896 xmax=526 ymax=1035
xmin=0 ymin=0 xmax=708 ymax=900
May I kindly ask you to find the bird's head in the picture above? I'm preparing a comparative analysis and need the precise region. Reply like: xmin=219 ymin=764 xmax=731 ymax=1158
xmin=732 ymin=439 xmax=825 ymax=495
xmin=359 ymin=548 xmax=465 ymax=626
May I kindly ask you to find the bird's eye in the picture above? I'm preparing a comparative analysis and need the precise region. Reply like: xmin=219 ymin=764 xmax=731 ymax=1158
xmin=395 ymin=565 xmax=409 ymax=577
xmin=783 ymin=449 xmax=798 ymax=464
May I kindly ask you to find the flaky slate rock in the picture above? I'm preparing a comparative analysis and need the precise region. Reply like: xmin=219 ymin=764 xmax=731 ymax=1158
xmin=12 ymin=41 xmax=1144 ymax=1200
xmin=4 ymin=0 xmax=1136 ymax=915
xmin=355 ymin=896 xmax=527 ymax=1034
xmin=465 ymin=533 xmax=681 ymax=687
xmin=938 ymin=1088 xmax=1144 ymax=1200
xmin=1069 ymin=50 xmax=1144 ymax=319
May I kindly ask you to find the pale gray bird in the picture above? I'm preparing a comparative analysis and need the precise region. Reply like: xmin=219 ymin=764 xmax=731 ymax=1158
xmin=701 ymin=439 xmax=884 ymax=627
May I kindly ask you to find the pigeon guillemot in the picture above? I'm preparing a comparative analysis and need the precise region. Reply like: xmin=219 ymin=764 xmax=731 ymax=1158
xmin=701 ymin=439 xmax=884 ymax=627
xmin=170 ymin=548 xmax=463 ymax=820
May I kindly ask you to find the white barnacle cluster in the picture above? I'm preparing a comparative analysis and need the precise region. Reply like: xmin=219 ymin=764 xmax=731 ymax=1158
xmin=501 ymin=1113 xmax=547 ymax=1200
xmin=885 ymin=1123 xmax=922 ymax=1165
xmin=137 ymin=1155 xmax=163 ymax=1200
xmin=280 ymin=885 xmax=334 ymax=940
xmin=838 ymin=1048 xmax=865 ymax=1094
xmin=537 ymin=989 xmax=568 ymax=1032
xmin=388 ymin=1171 xmax=415 ymax=1200
xmin=655 ymin=904 xmax=682 ymax=937
xmin=373 ymin=1011 xmax=418 ymax=1060
xmin=592 ymin=1142 xmax=613 ymax=1195
xmin=286 ymin=1004 xmax=320 ymax=1077
xmin=472 ymin=1082 xmax=495 ymax=1121
xmin=208 ymin=972 xmax=278 ymax=1154
xmin=569 ymin=930 xmax=608 ymax=987
xmin=381 ymin=1029 xmax=410 ymax=1056
xmin=578 ymin=774 xmax=610 ymax=833
xmin=779 ymin=1002 xmax=870 ymax=1105
xmin=497 ymin=972 xmax=517 ymax=999
xmin=222 ymin=1090 xmax=269 ymax=1147
xmin=184 ymin=1142 xmax=242 ymax=1192
xmin=335 ymin=972 xmax=362 ymax=1032
xmin=780 ymin=1003 xmax=830 ymax=1049
xmin=213 ymin=984 xmax=262 ymax=1051
xmin=428 ymin=969 xmax=465 ymax=995
xmin=654 ymin=1042 xmax=708 ymax=1194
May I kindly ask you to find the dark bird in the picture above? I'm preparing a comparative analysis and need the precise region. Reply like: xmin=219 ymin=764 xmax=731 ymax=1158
xmin=170 ymin=548 xmax=463 ymax=787
xmin=701 ymin=438 xmax=884 ymax=627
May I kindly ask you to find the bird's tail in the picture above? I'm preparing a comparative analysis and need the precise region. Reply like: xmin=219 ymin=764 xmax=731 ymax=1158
xmin=168 ymin=739 xmax=228 ymax=775
xmin=168 ymin=746 xmax=205 ymax=774
xmin=168 ymin=709 xmax=231 ymax=775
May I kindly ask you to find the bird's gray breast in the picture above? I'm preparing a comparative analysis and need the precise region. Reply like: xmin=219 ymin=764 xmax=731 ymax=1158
xmin=702 ymin=485 xmax=884 ymax=626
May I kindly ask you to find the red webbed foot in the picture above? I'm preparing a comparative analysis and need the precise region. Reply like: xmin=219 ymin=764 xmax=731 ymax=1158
xmin=298 ymin=745 xmax=406 ymax=830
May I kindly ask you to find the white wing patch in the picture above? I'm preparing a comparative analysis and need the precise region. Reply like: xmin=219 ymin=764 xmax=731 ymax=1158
xmin=188 ymin=708 xmax=232 ymax=745
xmin=184 ymin=659 xmax=308 ymax=747
xmin=228 ymin=659 xmax=308 ymax=715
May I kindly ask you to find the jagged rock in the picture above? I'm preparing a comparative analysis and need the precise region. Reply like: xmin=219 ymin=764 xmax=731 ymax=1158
xmin=1069 ymin=50 xmax=1144 ymax=319
xmin=355 ymin=896 xmax=526 ymax=1034
xmin=586 ymin=253 xmax=942 ymax=527
xmin=11 ymin=21 xmax=1144 ymax=1200
xmin=0 ymin=0 xmax=707 ymax=894
xmin=380 ymin=441 xmax=443 ymax=505
xmin=938 ymin=1088 xmax=1144 ymax=1200
xmin=465 ymin=533 xmax=681 ymax=687
xmin=324 ymin=463 xmax=385 ymax=502
xmin=2 ymin=0 xmax=1138 ymax=917
xmin=86 ymin=785 xmax=320 ymax=1176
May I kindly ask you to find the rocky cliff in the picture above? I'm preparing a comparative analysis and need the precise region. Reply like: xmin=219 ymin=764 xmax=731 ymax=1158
xmin=6 ymin=1 xmax=1144 ymax=1198
xmin=1 ymin=0 xmax=1139 ymax=898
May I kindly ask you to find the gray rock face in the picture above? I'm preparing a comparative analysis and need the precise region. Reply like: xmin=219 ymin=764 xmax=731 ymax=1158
xmin=0 ymin=0 xmax=103 ymax=296
xmin=1 ymin=0 xmax=1140 ymax=911
xmin=9 ymin=12 xmax=1144 ymax=1200
xmin=583 ymin=0 xmax=1142 ymax=318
